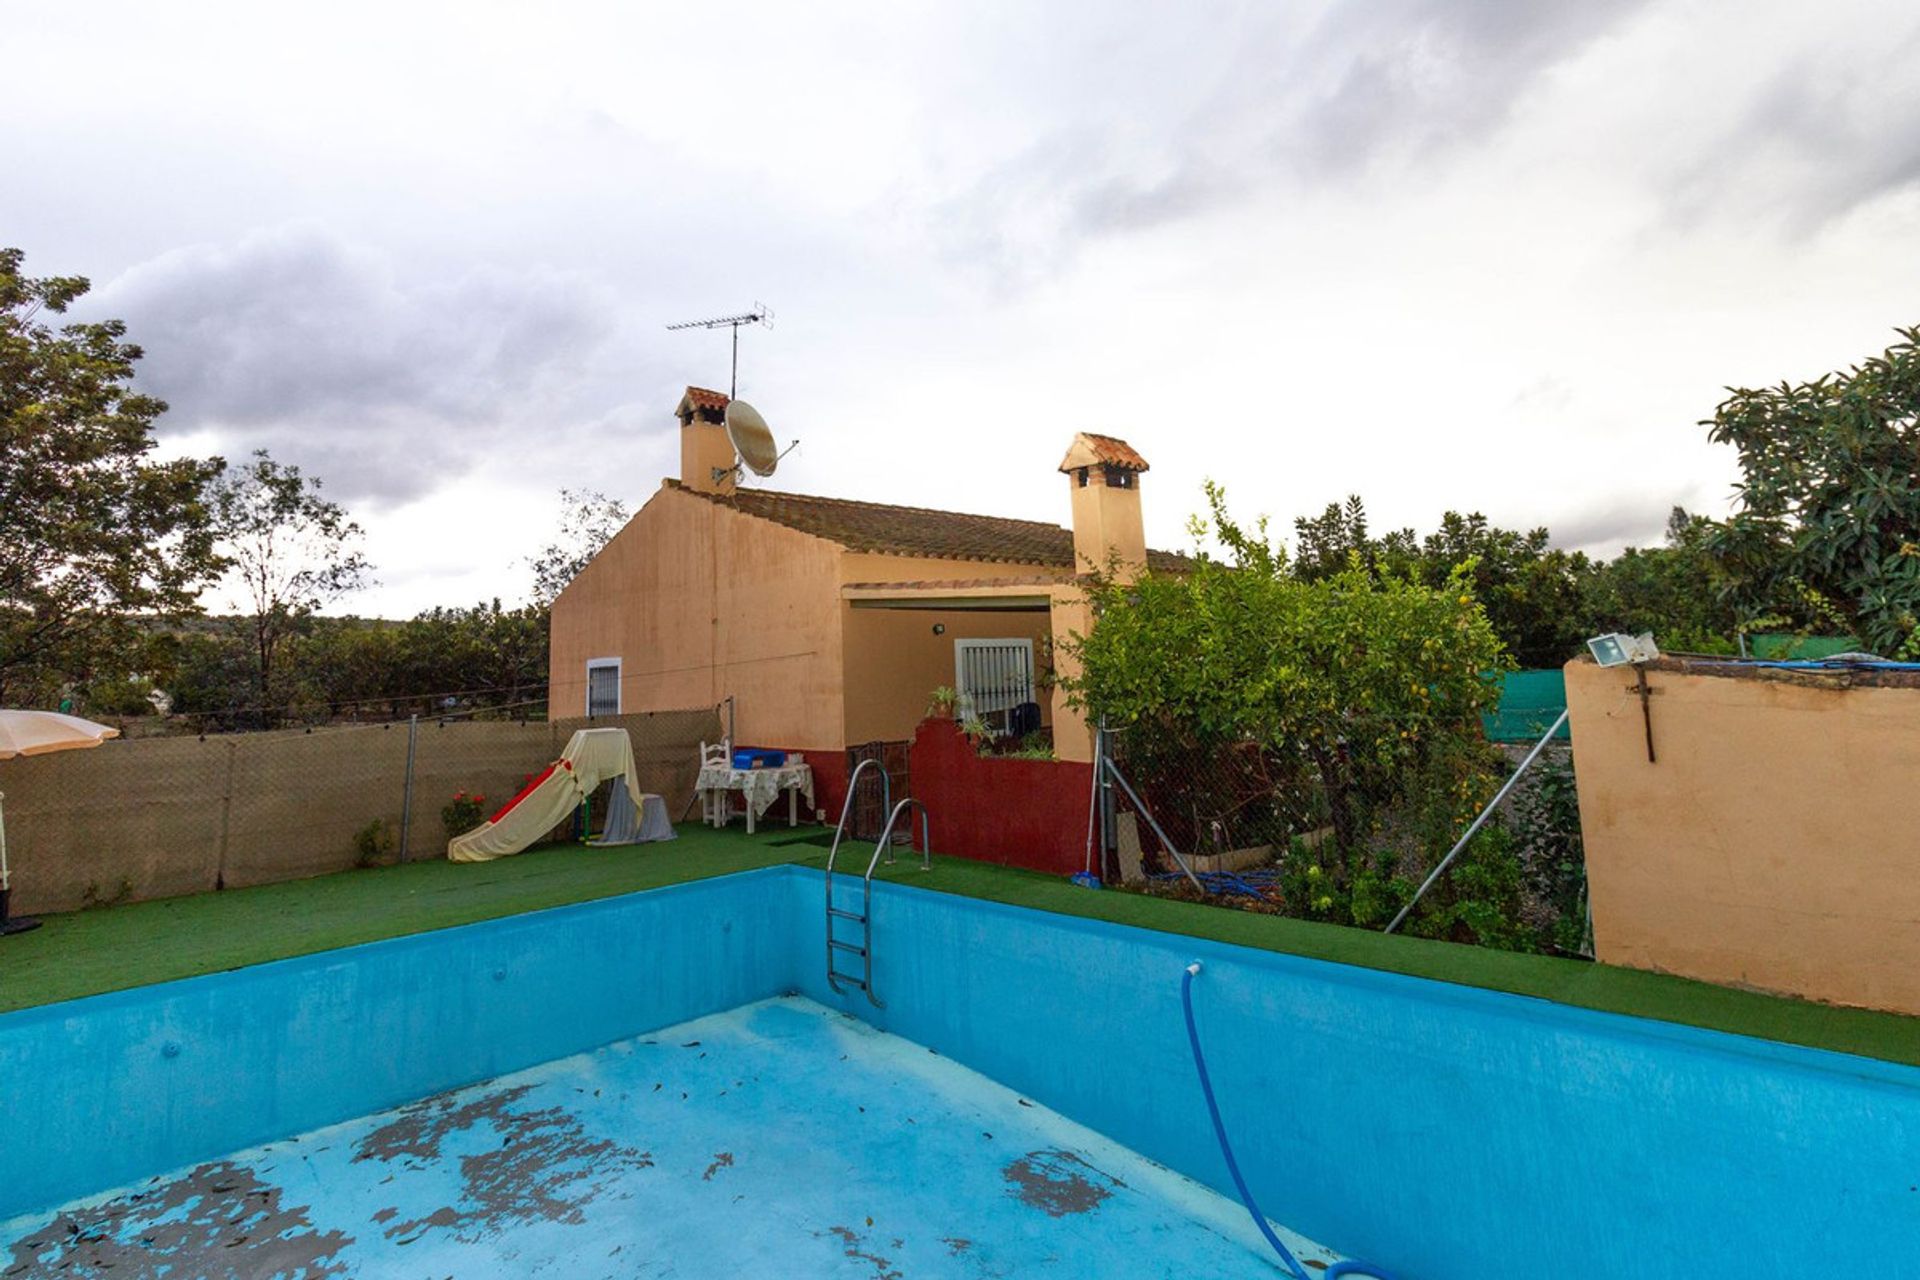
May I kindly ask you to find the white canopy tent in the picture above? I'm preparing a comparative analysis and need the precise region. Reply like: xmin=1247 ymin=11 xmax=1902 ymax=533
xmin=0 ymin=710 xmax=120 ymax=936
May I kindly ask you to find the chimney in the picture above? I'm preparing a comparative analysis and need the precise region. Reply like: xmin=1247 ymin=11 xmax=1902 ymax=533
xmin=1058 ymin=433 xmax=1149 ymax=579
xmin=676 ymin=386 xmax=737 ymax=494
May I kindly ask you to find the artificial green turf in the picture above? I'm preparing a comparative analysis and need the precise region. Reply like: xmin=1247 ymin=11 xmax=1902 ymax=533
xmin=864 ymin=856 xmax=1920 ymax=1069
xmin=0 ymin=824 xmax=808 ymax=1015
xmin=3 ymin=824 xmax=1917 ymax=1071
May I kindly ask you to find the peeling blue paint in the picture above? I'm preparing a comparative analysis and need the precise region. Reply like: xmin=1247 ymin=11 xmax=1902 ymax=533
xmin=2 ymin=998 xmax=1318 ymax=1277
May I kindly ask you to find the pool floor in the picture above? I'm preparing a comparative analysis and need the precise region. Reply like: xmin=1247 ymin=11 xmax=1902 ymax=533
xmin=1 ymin=996 xmax=1339 ymax=1277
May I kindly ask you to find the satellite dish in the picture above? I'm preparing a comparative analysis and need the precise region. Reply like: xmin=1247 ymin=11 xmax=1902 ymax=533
xmin=724 ymin=399 xmax=781 ymax=477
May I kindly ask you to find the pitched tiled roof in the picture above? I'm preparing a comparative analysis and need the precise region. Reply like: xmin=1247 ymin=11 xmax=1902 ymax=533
xmin=682 ymin=386 xmax=730 ymax=413
xmin=665 ymin=479 xmax=1191 ymax=573
xmin=1058 ymin=432 xmax=1149 ymax=473
xmin=843 ymin=576 xmax=1065 ymax=591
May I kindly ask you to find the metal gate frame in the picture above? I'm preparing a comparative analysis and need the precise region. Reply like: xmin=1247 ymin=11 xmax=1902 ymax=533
xmin=845 ymin=739 xmax=910 ymax=842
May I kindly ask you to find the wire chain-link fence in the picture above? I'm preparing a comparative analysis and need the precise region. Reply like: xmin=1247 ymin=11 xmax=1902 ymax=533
xmin=1100 ymin=716 xmax=1589 ymax=951
xmin=1105 ymin=726 xmax=1321 ymax=866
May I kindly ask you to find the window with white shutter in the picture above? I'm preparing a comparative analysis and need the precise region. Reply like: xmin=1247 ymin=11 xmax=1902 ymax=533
xmin=586 ymin=658 xmax=621 ymax=717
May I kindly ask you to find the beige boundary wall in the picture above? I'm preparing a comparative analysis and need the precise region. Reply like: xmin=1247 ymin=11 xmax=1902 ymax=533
xmin=1 ymin=708 xmax=719 ymax=916
xmin=1566 ymin=656 xmax=1920 ymax=1015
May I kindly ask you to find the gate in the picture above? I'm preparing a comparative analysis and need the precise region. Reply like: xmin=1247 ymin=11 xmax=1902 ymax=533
xmin=845 ymin=739 xmax=910 ymax=840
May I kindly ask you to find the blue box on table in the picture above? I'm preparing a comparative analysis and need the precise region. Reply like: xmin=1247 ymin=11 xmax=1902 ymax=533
xmin=731 ymin=748 xmax=787 ymax=770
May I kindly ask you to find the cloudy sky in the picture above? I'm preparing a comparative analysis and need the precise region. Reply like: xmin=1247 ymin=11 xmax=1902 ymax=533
xmin=7 ymin=0 xmax=1920 ymax=615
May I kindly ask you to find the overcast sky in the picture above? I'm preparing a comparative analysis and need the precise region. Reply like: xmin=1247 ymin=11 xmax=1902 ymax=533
xmin=8 ymin=0 xmax=1920 ymax=616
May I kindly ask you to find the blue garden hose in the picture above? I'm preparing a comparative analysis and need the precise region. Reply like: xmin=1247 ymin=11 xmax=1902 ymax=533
xmin=1181 ymin=962 xmax=1403 ymax=1280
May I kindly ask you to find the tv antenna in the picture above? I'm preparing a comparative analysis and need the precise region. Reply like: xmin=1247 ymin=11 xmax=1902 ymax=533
xmin=665 ymin=304 xmax=772 ymax=400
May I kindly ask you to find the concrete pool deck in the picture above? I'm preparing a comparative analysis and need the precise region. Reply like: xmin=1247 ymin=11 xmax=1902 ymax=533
xmin=4 ymin=823 xmax=1918 ymax=1068
xmin=1 ymin=997 xmax=1329 ymax=1278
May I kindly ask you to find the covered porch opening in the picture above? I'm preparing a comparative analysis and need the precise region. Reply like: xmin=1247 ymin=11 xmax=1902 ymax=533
xmin=839 ymin=579 xmax=1066 ymax=750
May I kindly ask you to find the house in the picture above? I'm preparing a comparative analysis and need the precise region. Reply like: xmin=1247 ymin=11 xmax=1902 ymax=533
xmin=546 ymin=387 xmax=1187 ymax=804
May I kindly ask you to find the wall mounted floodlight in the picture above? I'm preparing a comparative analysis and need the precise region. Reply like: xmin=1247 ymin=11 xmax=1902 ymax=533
xmin=1587 ymin=632 xmax=1659 ymax=667
xmin=1589 ymin=632 xmax=1663 ymax=764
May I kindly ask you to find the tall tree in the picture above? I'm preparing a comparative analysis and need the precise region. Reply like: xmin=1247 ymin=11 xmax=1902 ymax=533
xmin=1293 ymin=496 xmax=1595 ymax=668
xmin=1704 ymin=326 xmax=1920 ymax=656
xmin=1580 ymin=508 xmax=1739 ymax=654
xmin=209 ymin=451 xmax=371 ymax=719
xmin=0 ymin=247 xmax=223 ymax=705
xmin=528 ymin=488 xmax=629 ymax=606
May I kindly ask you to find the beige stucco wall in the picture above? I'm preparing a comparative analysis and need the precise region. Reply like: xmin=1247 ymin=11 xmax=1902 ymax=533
xmin=1067 ymin=471 xmax=1146 ymax=577
xmin=548 ymin=485 xmax=848 ymax=749
xmin=549 ymin=492 xmax=1079 ymax=752
xmin=1048 ymin=585 xmax=1096 ymax=762
xmin=1566 ymin=657 xmax=1920 ymax=1014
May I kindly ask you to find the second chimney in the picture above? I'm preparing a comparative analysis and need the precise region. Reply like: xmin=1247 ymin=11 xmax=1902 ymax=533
xmin=1058 ymin=433 xmax=1149 ymax=579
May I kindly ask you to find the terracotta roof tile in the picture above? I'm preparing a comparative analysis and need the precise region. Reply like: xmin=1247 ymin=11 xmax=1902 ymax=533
xmin=682 ymin=386 xmax=730 ymax=412
xmin=1082 ymin=433 xmax=1148 ymax=470
xmin=1057 ymin=431 xmax=1149 ymax=473
xmin=665 ymin=480 xmax=1191 ymax=573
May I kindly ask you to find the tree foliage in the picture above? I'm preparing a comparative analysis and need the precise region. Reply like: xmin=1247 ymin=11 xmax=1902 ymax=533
xmin=0 ymin=247 xmax=223 ymax=704
xmin=1296 ymin=500 xmax=1594 ymax=667
xmin=1062 ymin=484 xmax=1509 ymax=848
xmin=1703 ymin=326 xmax=1920 ymax=656
xmin=1294 ymin=496 xmax=1741 ymax=664
xmin=529 ymin=488 xmax=629 ymax=606
xmin=209 ymin=450 xmax=372 ymax=718
xmin=1580 ymin=509 xmax=1739 ymax=654
xmin=153 ymin=602 xmax=548 ymax=730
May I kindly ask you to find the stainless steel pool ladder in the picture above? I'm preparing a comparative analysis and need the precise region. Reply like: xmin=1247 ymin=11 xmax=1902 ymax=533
xmin=825 ymin=760 xmax=930 ymax=1008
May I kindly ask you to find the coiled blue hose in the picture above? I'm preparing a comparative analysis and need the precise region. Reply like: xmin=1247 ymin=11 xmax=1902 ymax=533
xmin=1181 ymin=962 xmax=1403 ymax=1280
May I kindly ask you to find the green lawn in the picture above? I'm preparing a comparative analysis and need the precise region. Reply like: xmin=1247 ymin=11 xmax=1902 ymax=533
xmin=4 ymin=823 xmax=1917 ymax=1070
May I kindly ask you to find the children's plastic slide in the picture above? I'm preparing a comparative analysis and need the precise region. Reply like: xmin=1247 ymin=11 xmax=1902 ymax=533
xmin=447 ymin=728 xmax=671 ymax=862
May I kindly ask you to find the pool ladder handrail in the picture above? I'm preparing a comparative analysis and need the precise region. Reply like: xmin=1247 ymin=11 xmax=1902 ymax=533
xmin=825 ymin=763 xmax=929 ymax=1008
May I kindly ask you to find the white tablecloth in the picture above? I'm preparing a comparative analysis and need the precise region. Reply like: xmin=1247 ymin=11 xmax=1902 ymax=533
xmin=697 ymin=762 xmax=815 ymax=822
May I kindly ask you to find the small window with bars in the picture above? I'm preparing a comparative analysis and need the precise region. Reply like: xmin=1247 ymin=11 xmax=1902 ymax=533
xmin=586 ymin=658 xmax=621 ymax=717
xmin=954 ymin=639 xmax=1036 ymax=734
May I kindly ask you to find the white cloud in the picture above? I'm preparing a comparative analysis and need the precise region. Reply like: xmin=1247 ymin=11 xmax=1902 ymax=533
xmin=7 ymin=0 xmax=1920 ymax=611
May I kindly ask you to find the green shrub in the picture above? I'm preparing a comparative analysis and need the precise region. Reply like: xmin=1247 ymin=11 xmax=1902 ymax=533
xmin=353 ymin=817 xmax=396 ymax=868
xmin=1509 ymin=752 xmax=1589 ymax=953
xmin=441 ymin=790 xmax=487 ymax=842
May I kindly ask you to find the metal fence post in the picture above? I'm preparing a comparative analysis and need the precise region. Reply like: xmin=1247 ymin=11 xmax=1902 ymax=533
xmin=1385 ymin=707 xmax=1572 ymax=934
xmin=399 ymin=713 xmax=419 ymax=862
xmin=1102 ymin=754 xmax=1203 ymax=891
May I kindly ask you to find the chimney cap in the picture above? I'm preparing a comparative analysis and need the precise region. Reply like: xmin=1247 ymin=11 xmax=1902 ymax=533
xmin=676 ymin=386 xmax=731 ymax=423
xmin=1058 ymin=432 xmax=1149 ymax=474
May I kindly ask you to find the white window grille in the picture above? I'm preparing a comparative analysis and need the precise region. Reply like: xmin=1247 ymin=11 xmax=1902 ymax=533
xmin=586 ymin=658 xmax=622 ymax=717
xmin=954 ymin=639 xmax=1036 ymax=732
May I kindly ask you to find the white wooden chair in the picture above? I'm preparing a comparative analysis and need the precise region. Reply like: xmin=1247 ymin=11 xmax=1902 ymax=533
xmin=699 ymin=739 xmax=731 ymax=826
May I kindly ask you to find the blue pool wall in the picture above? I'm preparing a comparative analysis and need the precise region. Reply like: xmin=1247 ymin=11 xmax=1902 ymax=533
xmin=4 ymin=862 xmax=1917 ymax=1280
xmin=798 ymin=867 xmax=1920 ymax=1280
xmin=0 ymin=871 xmax=794 ymax=1222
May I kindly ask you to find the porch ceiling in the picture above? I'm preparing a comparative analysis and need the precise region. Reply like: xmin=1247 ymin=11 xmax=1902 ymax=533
xmin=841 ymin=577 xmax=1060 ymax=611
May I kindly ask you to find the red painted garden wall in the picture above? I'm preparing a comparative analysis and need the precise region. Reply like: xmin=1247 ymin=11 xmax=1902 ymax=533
xmin=800 ymin=748 xmax=848 ymax=824
xmin=907 ymin=718 xmax=1091 ymax=875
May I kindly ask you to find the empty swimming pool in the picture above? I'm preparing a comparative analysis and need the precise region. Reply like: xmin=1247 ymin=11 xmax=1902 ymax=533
xmin=4 ymin=997 xmax=1345 ymax=1277
xmin=1 ymin=865 xmax=1915 ymax=1278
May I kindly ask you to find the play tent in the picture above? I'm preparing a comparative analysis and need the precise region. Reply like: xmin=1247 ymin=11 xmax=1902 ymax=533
xmin=448 ymin=727 xmax=672 ymax=862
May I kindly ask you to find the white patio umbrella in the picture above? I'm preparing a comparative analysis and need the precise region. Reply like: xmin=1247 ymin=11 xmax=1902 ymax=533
xmin=0 ymin=710 xmax=120 ymax=936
